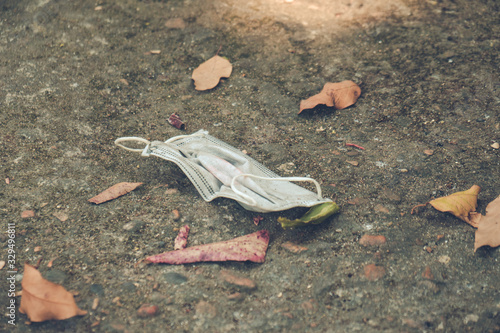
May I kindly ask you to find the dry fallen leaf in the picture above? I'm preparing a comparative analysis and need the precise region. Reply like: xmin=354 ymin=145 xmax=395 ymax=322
xmin=174 ymin=225 xmax=190 ymax=250
xmin=146 ymin=230 xmax=269 ymax=264
xmin=192 ymin=55 xmax=232 ymax=91
xmin=19 ymin=264 xmax=87 ymax=322
xmin=474 ymin=195 xmax=500 ymax=251
xmin=88 ymin=182 xmax=143 ymax=204
xmin=299 ymin=81 xmax=361 ymax=114
xmin=428 ymin=185 xmax=481 ymax=226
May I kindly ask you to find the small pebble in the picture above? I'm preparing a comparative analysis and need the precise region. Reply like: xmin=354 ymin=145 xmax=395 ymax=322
xmin=359 ymin=235 xmax=387 ymax=247
xmin=220 ymin=270 xmax=256 ymax=291
xmin=491 ymin=142 xmax=499 ymax=149
xmin=281 ymin=241 xmax=308 ymax=253
xmin=21 ymin=210 xmax=35 ymax=218
xmin=422 ymin=266 xmax=434 ymax=280
xmin=364 ymin=264 xmax=385 ymax=281
xmin=137 ymin=304 xmax=159 ymax=318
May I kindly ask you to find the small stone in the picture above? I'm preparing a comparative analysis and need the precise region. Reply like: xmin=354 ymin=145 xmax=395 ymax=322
xmin=359 ymin=235 xmax=387 ymax=247
xmin=346 ymin=160 xmax=359 ymax=166
xmin=438 ymin=255 xmax=451 ymax=264
xmin=137 ymin=304 xmax=159 ymax=318
xmin=163 ymin=272 xmax=188 ymax=285
xmin=491 ymin=142 xmax=499 ymax=149
xmin=53 ymin=212 xmax=68 ymax=222
xmin=422 ymin=266 xmax=434 ymax=280
xmin=122 ymin=220 xmax=144 ymax=233
xmin=281 ymin=241 xmax=308 ymax=253
xmin=34 ymin=246 xmax=42 ymax=252
xmin=364 ymin=264 xmax=385 ymax=281
xmin=120 ymin=281 xmax=137 ymax=292
xmin=374 ymin=204 xmax=390 ymax=213
xmin=463 ymin=314 xmax=479 ymax=324
xmin=92 ymin=298 xmax=99 ymax=310
xmin=90 ymin=284 xmax=104 ymax=296
xmin=220 ymin=270 xmax=256 ymax=291
xmin=165 ymin=18 xmax=186 ymax=29
xmin=171 ymin=209 xmax=181 ymax=220
xmin=424 ymin=149 xmax=434 ymax=156
xmin=194 ymin=300 xmax=217 ymax=318
xmin=21 ymin=210 xmax=35 ymax=218
xmin=0 ymin=261 xmax=5 ymax=270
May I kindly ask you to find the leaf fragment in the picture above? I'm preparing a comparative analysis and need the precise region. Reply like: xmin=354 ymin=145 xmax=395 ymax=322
xmin=278 ymin=202 xmax=340 ymax=229
xmin=146 ymin=230 xmax=269 ymax=264
xmin=428 ymin=185 xmax=481 ymax=226
xmin=19 ymin=264 xmax=87 ymax=322
xmin=299 ymin=81 xmax=361 ymax=114
xmin=88 ymin=182 xmax=143 ymax=204
xmin=174 ymin=225 xmax=190 ymax=250
xmin=474 ymin=195 xmax=500 ymax=251
xmin=192 ymin=55 xmax=232 ymax=91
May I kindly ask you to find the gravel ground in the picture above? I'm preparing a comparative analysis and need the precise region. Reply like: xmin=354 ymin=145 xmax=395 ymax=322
xmin=1 ymin=0 xmax=499 ymax=332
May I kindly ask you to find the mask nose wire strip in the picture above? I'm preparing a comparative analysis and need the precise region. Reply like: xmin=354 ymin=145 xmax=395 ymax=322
xmin=115 ymin=137 xmax=151 ymax=154
xmin=231 ymin=174 xmax=323 ymax=205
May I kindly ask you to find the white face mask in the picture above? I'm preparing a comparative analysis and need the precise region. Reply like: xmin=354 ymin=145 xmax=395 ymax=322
xmin=115 ymin=130 xmax=332 ymax=213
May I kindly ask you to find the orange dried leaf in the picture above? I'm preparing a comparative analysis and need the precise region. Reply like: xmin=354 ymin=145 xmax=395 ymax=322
xmin=192 ymin=55 xmax=232 ymax=91
xmin=299 ymin=81 xmax=361 ymax=114
xmin=19 ymin=264 xmax=87 ymax=322
xmin=428 ymin=185 xmax=481 ymax=226
xmin=474 ymin=195 xmax=500 ymax=251
xmin=88 ymin=182 xmax=143 ymax=204
xmin=146 ymin=230 xmax=269 ymax=264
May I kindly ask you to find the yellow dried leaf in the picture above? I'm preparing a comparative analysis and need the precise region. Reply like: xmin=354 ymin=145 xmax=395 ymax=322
xmin=192 ymin=55 xmax=232 ymax=91
xmin=474 ymin=195 xmax=500 ymax=251
xmin=428 ymin=185 xmax=480 ymax=226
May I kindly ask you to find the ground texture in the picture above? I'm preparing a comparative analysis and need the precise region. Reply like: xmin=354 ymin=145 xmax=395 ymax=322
xmin=1 ymin=0 xmax=499 ymax=332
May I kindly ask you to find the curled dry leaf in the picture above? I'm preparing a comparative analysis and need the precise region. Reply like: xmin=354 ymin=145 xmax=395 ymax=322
xmin=168 ymin=113 xmax=185 ymax=130
xmin=19 ymin=264 xmax=87 ymax=322
xmin=146 ymin=230 xmax=269 ymax=264
xmin=278 ymin=202 xmax=340 ymax=229
xmin=88 ymin=182 xmax=143 ymax=204
xmin=299 ymin=81 xmax=361 ymax=114
xmin=474 ymin=195 xmax=500 ymax=251
xmin=192 ymin=55 xmax=232 ymax=91
xmin=428 ymin=185 xmax=481 ymax=226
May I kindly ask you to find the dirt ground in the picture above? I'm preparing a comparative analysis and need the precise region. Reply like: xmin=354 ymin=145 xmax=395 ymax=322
xmin=1 ymin=0 xmax=499 ymax=332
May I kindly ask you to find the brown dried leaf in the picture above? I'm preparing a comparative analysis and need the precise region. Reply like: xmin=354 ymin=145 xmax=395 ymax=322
xmin=299 ymin=81 xmax=361 ymax=114
xmin=146 ymin=230 xmax=269 ymax=264
xmin=19 ymin=264 xmax=87 ymax=322
xmin=192 ymin=55 xmax=232 ymax=91
xmin=474 ymin=195 xmax=500 ymax=251
xmin=428 ymin=185 xmax=481 ymax=226
xmin=88 ymin=182 xmax=143 ymax=204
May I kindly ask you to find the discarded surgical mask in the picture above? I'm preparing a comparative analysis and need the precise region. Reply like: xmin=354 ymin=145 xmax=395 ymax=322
xmin=115 ymin=130 xmax=332 ymax=213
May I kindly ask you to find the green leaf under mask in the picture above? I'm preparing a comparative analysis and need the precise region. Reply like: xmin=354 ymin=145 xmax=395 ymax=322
xmin=278 ymin=202 xmax=340 ymax=229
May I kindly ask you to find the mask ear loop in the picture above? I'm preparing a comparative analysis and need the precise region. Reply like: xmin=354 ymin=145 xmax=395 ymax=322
xmin=115 ymin=137 xmax=151 ymax=156
xmin=230 ymin=174 xmax=324 ymax=208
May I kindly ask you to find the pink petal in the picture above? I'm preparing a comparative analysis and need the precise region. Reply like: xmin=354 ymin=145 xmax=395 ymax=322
xmin=146 ymin=230 xmax=269 ymax=264
xmin=174 ymin=225 xmax=190 ymax=250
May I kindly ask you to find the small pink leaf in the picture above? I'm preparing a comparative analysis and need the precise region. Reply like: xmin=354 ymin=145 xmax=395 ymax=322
xmin=174 ymin=225 xmax=190 ymax=250
xmin=88 ymin=182 xmax=143 ymax=204
xmin=146 ymin=230 xmax=270 ymax=264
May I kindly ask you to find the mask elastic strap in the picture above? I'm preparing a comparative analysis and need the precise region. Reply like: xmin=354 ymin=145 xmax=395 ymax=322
xmin=115 ymin=137 xmax=152 ymax=156
xmin=231 ymin=174 xmax=323 ymax=208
